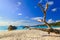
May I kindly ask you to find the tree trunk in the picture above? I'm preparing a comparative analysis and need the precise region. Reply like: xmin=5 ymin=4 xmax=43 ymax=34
xmin=38 ymin=3 xmax=52 ymax=34
xmin=43 ymin=10 xmax=52 ymax=34
xmin=43 ymin=10 xmax=52 ymax=29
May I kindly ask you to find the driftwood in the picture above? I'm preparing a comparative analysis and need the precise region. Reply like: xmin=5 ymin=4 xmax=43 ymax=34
xmin=40 ymin=28 xmax=60 ymax=34
xmin=30 ymin=28 xmax=60 ymax=34
xmin=37 ymin=2 xmax=52 ymax=34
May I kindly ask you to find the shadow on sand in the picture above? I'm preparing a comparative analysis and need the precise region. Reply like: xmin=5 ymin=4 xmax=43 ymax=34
xmin=42 ymin=34 xmax=60 ymax=37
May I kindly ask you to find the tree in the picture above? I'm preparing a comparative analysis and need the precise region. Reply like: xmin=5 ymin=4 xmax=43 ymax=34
xmin=37 ymin=2 xmax=53 ymax=34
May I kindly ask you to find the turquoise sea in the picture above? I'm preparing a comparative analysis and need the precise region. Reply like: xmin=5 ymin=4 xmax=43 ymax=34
xmin=0 ymin=26 xmax=60 ymax=31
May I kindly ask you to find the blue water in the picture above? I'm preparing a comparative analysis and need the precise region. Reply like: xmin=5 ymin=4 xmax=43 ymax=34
xmin=0 ymin=26 xmax=27 ymax=30
xmin=0 ymin=26 xmax=60 ymax=31
xmin=35 ymin=26 xmax=60 ymax=28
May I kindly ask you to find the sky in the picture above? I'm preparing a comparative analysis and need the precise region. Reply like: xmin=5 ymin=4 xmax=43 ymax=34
xmin=0 ymin=0 xmax=60 ymax=26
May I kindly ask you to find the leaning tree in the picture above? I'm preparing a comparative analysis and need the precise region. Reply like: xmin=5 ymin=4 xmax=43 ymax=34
xmin=37 ymin=1 xmax=53 ymax=34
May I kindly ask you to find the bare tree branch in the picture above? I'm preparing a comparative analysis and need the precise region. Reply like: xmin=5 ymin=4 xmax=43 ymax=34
xmin=38 ymin=3 xmax=45 ymax=13
xmin=38 ymin=2 xmax=52 ymax=34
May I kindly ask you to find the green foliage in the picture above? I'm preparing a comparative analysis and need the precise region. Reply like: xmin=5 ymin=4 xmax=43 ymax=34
xmin=37 ymin=22 xmax=60 ymax=26
xmin=50 ymin=22 xmax=60 ymax=26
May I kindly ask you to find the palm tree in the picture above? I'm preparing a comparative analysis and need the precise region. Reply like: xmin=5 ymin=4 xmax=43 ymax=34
xmin=37 ymin=2 xmax=53 ymax=34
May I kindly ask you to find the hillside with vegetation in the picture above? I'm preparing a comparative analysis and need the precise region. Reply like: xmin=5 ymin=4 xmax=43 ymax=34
xmin=49 ymin=22 xmax=60 ymax=26
xmin=36 ymin=22 xmax=60 ymax=27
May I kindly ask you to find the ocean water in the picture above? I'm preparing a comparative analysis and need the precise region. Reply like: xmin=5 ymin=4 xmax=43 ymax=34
xmin=0 ymin=26 xmax=28 ymax=31
xmin=0 ymin=26 xmax=60 ymax=31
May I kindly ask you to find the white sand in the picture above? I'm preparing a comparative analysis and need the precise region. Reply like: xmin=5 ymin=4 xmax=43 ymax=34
xmin=0 ymin=30 xmax=60 ymax=40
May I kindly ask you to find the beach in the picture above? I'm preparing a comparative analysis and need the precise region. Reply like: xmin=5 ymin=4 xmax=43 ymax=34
xmin=0 ymin=30 xmax=60 ymax=40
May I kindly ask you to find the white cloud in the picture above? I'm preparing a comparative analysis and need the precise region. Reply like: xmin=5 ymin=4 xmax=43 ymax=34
xmin=17 ymin=2 xmax=22 ymax=6
xmin=52 ymin=8 xmax=57 ymax=12
xmin=31 ymin=17 xmax=43 ymax=22
xmin=0 ymin=17 xmax=3 ymax=19
xmin=13 ymin=20 xmax=40 ymax=26
xmin=48 ymin=1 xmax=54 ymax=5
xmin=34 ymin=6 xmax=37 ymax=8
xmin=0 ymin=20 xmax=41 ymax=26
xmin=16 ymin=7 xmax=19 ymax=10
xmin=31 ymin=17 xmax=43 ymax=20
xmin=38 ymin=0 xmax=42 ymax=3
xmin=25 ymin=16 xmax=29 ymax=18
xmin=18 ymin=13 xmax=22 ymax=16
xmin=56 ymin=20 xmax=60 ymax=22
xmin=47 ymin=19 xmax=54 ymax=23
xmin=0 ymin=21 xmax=13 ymax=26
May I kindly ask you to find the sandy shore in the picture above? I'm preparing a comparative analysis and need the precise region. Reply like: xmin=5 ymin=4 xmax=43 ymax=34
xmin=0 ymin=30 xmax=60 ymax=40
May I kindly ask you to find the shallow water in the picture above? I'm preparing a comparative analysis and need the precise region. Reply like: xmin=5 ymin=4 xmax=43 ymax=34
xmin=0 ymin=26 xmax=60 ymax=31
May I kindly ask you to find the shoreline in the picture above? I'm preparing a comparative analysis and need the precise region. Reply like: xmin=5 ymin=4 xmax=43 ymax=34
xmin=0 ymin=30 xmax=60 ymax=40
xmin=0 ymin=27 xmax=60 ymax=32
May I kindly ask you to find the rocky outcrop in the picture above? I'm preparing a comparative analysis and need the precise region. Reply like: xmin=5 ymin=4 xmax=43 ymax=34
xmin=23 ymin=26 xmax=30 ymax=29
xmin=8 ymin=25 xmax=17 ymax=31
